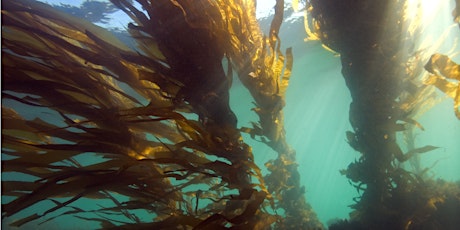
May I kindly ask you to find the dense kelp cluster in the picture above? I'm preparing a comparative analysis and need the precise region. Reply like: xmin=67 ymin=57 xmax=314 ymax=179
xmin=302 ymin=0 xmax=460 ymax=229
xmin=2 ymin=0 xmax=459 ymax=229
xmin=1 ymin=0 xmax=323 ymax=229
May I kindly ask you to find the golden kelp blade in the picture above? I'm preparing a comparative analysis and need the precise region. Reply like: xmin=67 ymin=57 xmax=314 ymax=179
xmin=425 ymin=54 xmax=460 ymax=80
xmin=279 ymin=47 xmax=293 ymax=96
xmin=216 ymin=0 xmax=322 ymax=228
xmin=2 ymin=0 xmax=279 ymax=228
xmin=424 ymin=54 xmax=460 ymax=119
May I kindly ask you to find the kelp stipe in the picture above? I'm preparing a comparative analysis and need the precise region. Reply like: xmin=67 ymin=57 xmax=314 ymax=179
xmin=3 ymin=0 xmax=458 ymax=229
xmin=302 ymin=0 xmax=460 ymax=229
xmin=1 ymin=0 xmax=322 ymax=229
xmin=214 ymin=0 xmax=322 ymax=228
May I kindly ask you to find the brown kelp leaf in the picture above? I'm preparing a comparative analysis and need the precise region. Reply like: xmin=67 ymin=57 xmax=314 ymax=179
xmin=279 ymin=47 xmax=293 ymax=96
xmin=425 ymin=54 xmax=460 ymax=118
xmin=126 ymin=24 xmax=166 ymax=61
xmin=2 ymin=181 xmax=41 ymax=196
xmin=424 ymin=75 xmax=458 ymax=98
xmin=3 ymin=153 xmax=79 ymax=173
xmin=194 ymin=189 xmax=269 ymax=229
xmin=75 ymin=216 xmax=118 ymax=229
xmin=3 ymin=172 xmax=104 ymax=217
xmin=404 ymin=145 xmax=440 ymax=160
xmin=9 ymin=214 xmax=42 ymax=227
xmin=3 ymin=1 xmax=161 ymax=109
xmin=425 ymin=54 xmax=460 ymax=80
xmin=101 ymin=191 xmax=141 ymax=223
xmin=7 ymin=0 xmax=131 ymax=52
xmin=229 ymin=190 xmax=267 ymax=224
xmin=2 ymin=124 xmax=48 ymax=144
xmin=105 ymin=214 xmax=203 ymax=229
xmin=268 ymin=0 xmax=285 ymax=48
xmin=38 ymin=206 xmax=86 ymax=226
xmin=2 ymin=26 xmax=51 ymax=52
xmin=192 ymin=213 xmax=228 ymax=229
xmin=400 ymin=117 xmax=425 ymax=131
xmin=2 ymin=0 xmax=284 ymax=228
xmin=1 ymin=107 xmax=52 ymax=144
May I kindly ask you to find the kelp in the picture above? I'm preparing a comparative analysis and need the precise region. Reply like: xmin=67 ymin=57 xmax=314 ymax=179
xmin=302 ymin=0 xmax=460 ymax=229
xmin=2 ymin=0 xmax=263 ymax=228
xmin=424 ymin=54 xmax=460 ymax=119
xmin=212 ymin=0 xmax=321 ymax=228
xmin=5 ymin=0 xmax=458 ymax=229
xmin=1 ymin=0 xmax=323 ymax=229
xmin=422 ymin=1 xmax=460 ymax=120
xmin=111 ymin=0 xmax=321 ymax=228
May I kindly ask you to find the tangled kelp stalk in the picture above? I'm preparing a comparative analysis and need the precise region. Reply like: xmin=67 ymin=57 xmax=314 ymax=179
xmin=302 ymin=0 xmax=460 ymax=229
xmin=108 ymin=0 xmax=322 ymax=228
xmin=1 ymin=0 xmax=322 ymax=229
xmin=213 ymin=0 xmax=322 ymax=228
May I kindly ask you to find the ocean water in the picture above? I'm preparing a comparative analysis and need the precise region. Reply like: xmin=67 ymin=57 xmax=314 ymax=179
xmin=276 ymin=15 xmax=460 ymax=228
xmin=2 ymin=0 xmax=460 ymax=229
xmin=230 ymin=40 xmax=355 ymax=224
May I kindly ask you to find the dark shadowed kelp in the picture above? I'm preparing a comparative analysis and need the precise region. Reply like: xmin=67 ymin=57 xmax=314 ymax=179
xmin=1 ymin=0 xmax=322 ymax=229
xmin=302 ymin=0 xmax=460 ymax=229
xmin=2 ymin=0 xmax=459 ymax=229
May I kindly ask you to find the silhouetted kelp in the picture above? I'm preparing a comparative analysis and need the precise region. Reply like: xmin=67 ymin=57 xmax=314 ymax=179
xmin=3 ymin=0 xmax=459 ymax=229
xmin=302 ymin=0 xmax=460 ymax=229
xmin=1 ymin=0 xmax=322 ymax=229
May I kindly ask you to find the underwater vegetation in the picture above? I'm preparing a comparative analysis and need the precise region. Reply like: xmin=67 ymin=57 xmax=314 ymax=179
xmin=1 ymin=0 xmax=459 ymax=229
xmin=2 ymin=0 xmax=320 ymax=229
xmin=303 ymin=0 xmax=460 ymax=229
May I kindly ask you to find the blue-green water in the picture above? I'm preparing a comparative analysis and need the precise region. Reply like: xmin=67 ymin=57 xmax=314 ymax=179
xmin=2 ymin=1 xmax=460 ymax=229
xmin=229 ymin=42 xmax=355 ymax=225
xmin=232 ymin=8 xmax=460 ymax=225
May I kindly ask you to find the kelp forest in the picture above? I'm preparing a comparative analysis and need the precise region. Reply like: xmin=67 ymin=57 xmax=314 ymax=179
xmin=1 ymin=0 xmax=460 ymax=229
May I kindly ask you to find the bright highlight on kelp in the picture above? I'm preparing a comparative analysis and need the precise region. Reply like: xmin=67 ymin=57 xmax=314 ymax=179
xmin=2 ymin=0 xmax=459 ymax=229
xmin=299 ymin=0 xmax=460 ymax=229
xmin=424 ymin=54 xmax=460 ymax=119
xmin=1 ymin=0 xmax=322 ymax=229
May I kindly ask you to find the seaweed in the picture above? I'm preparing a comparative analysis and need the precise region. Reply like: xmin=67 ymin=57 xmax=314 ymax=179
xmin=2 ymin=0 xmax=459 ymax=229
xmin=424 ymin=54 xmax=460 ymax=119
xmin=301 ymin=0 xmax=460 ymax=229
xmin=216 ymin=0 xmax=321 ymax=227
xmin=1 ymin=0 xmax=321 ymax=229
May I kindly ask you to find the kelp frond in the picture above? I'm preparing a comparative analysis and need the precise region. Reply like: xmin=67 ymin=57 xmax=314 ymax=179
xmin=1 ymin=0 xmax=283 ymax=228
xmin=303 ymin=0 xmax=460 ymax=229
xmin=1 ymin=0 xmax=325 ymax=228
xmin=424 ymin=54 xmax=460 ymax=119
xmin=217 ymin=0 xmax=321 ymax=228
